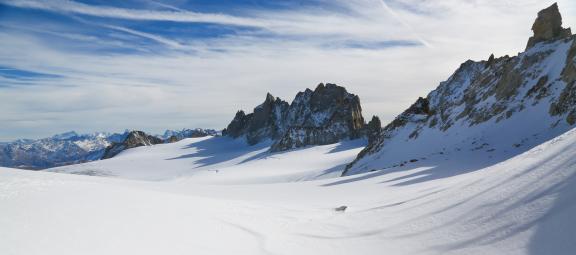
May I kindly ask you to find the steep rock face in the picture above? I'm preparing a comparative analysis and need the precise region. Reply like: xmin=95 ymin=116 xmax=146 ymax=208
xmin=526 ymin=3 xmax=572 ymax=49
xmin=222 ymin=93 xmax=290 ymax=145
xmin=101 ymin=131 xmax=163 ymax=159
xmin=366 ymin=116 xmax=382 ymax=143
xmin=271 ymin=83 xmax=364 ymax=151
xmin=223 ymin=110 xmax=251 ymax=138
xmin=223 ymin=83 xmax=366 ymax=151
xmin=345 ymin=4 xmax=576 ymax=176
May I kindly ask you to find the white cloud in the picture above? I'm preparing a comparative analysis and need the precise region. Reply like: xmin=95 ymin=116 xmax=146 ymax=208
xmin=0 ymin=0 xmax=575 ymax=140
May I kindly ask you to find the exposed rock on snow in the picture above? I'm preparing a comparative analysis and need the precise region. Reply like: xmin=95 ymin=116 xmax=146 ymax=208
xmin=102 ymin=131 xmax=164 ymax=159
xmin=526 ymin=3 xmax=572 ymax=50
xmin=334 ymin=205 xmax=348 ymax=212
xmin=224 ymin=83 xmax=367 ymax=151
xmin=345 ymin=3 xmax=576 ymax=176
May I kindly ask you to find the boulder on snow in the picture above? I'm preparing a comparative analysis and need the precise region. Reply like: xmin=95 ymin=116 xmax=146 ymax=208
xmin=334 ymin=206 xmax=348 ymax=212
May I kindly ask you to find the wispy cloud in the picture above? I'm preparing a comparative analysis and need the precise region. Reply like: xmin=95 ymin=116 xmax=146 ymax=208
xmin=0 ymin=0 xmax=267 ymax=27
xmin=0 ymin=0 xmax=575 ymax=140
xmin=378 ymin=0 xmax=432 ymax=47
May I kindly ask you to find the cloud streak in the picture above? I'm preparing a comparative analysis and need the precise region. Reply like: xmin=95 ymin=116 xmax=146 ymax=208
xmin=0 ymin=0 xmax=575 ymax=141
xmin=0 ymin=0 xmax=267 ymax=27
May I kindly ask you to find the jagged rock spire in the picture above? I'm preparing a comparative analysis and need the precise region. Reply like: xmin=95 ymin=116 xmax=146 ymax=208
xmin=223 ymin=83 xmax=366 ymax=150
xmin=526 ymin=3 xmax=572 ymax=49
xmin=366 ymin=116 xmax=382 ymax=143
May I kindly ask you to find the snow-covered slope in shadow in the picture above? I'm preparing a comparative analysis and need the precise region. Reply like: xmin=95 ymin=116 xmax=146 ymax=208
xmin=3 ymin=128 xmax=576 ymax=255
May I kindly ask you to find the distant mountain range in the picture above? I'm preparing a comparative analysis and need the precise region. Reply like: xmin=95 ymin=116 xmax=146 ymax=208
xmin=0 ymin=129 xmax=217 ymax=169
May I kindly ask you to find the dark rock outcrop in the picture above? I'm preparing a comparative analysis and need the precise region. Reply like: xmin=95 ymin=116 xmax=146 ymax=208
xmin=526 ymin=3 xmax=572 ymax=49
xmin=223 ymin=110 xmax=251 ymax=138
xmin=101 ymin=131 xmax=163 ymax=159
xmin=366 ymin=116 xmax=382 ymax=144
xmin=222 ymin=93 xmax=290 ymax=145
xmin=385 ymin=97 xmax=431 ymax=132
xmin=224 ymin=83 xmax=366 ymax=151
xmin=271 ymin=83 xmax=365 ymax=151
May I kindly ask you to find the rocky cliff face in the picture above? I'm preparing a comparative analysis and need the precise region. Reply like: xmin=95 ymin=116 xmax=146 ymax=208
xmin=526 ymin=3 xmax=572 ymax=50
xmin=223 ymin=83 xmax=367 ymax=151
xmin=270 ymin=83 xmax=365 ymax=151
xmin=365 ymin=116 xmax=382 ymax=144
xmin=101 ymin=131 xmax=164 ymax=159
xmin=345 ymin=3 xmax=575 ymax=176
xmin=223 ymin=93 xmax=290 ymax=145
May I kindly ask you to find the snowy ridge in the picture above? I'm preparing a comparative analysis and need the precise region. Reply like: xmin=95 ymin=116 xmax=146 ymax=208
xmin=346 ymin=35 xmax=576 ymax=176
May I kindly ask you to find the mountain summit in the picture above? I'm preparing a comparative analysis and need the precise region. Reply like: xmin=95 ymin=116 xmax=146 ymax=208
xmin=345 ymin=3 xmax=576 ymax=175
xmin=526 ymin=3 xmax=572 ymax=50
xmin=223 ymin=83 xmax=368 ymax=151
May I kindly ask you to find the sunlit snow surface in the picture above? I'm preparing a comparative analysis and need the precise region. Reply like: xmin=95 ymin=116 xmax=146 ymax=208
xmin=1 ymin=131 xmax=576 ymax=254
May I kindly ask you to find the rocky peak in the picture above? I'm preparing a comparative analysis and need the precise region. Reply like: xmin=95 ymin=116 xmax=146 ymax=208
xmin=51 ymin=131 xmax=80 ymax=140
xmin=223 ymin=110 xmax=250 ymax=138
xmin=270 ymin=83 xmax=365 ymax=151
xmin=486 ymin=54 xmax=495 ymax=67
xmin=223 ymin=94 xmax=290 ymax=145
xmin=366 ymin=116 xmax=382 ymax=143
xmin=345 ymin=4 xmax=576 ymax=176
xmin=101 ymin=130 xmax=163 ymax=159
xmin=224 ymin=83 xmax=366 ymax=151
xmin=287 ymin=83 xmax=364 ymax=130
xmin=526 ymin=3 xmax=572 ymax=49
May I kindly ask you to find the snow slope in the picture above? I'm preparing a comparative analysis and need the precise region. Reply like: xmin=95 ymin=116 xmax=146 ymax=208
xmin=2 ymin=128 xmax=576 ymax=254
xmin=346 ymin=36 xmax=576 ymax=176
xmin=49 ymin=136 xmax=367 ymax=183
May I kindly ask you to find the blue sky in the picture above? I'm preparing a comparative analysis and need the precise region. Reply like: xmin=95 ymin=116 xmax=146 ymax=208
xmin=0 ymin=0 xmax=575 ymax=141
